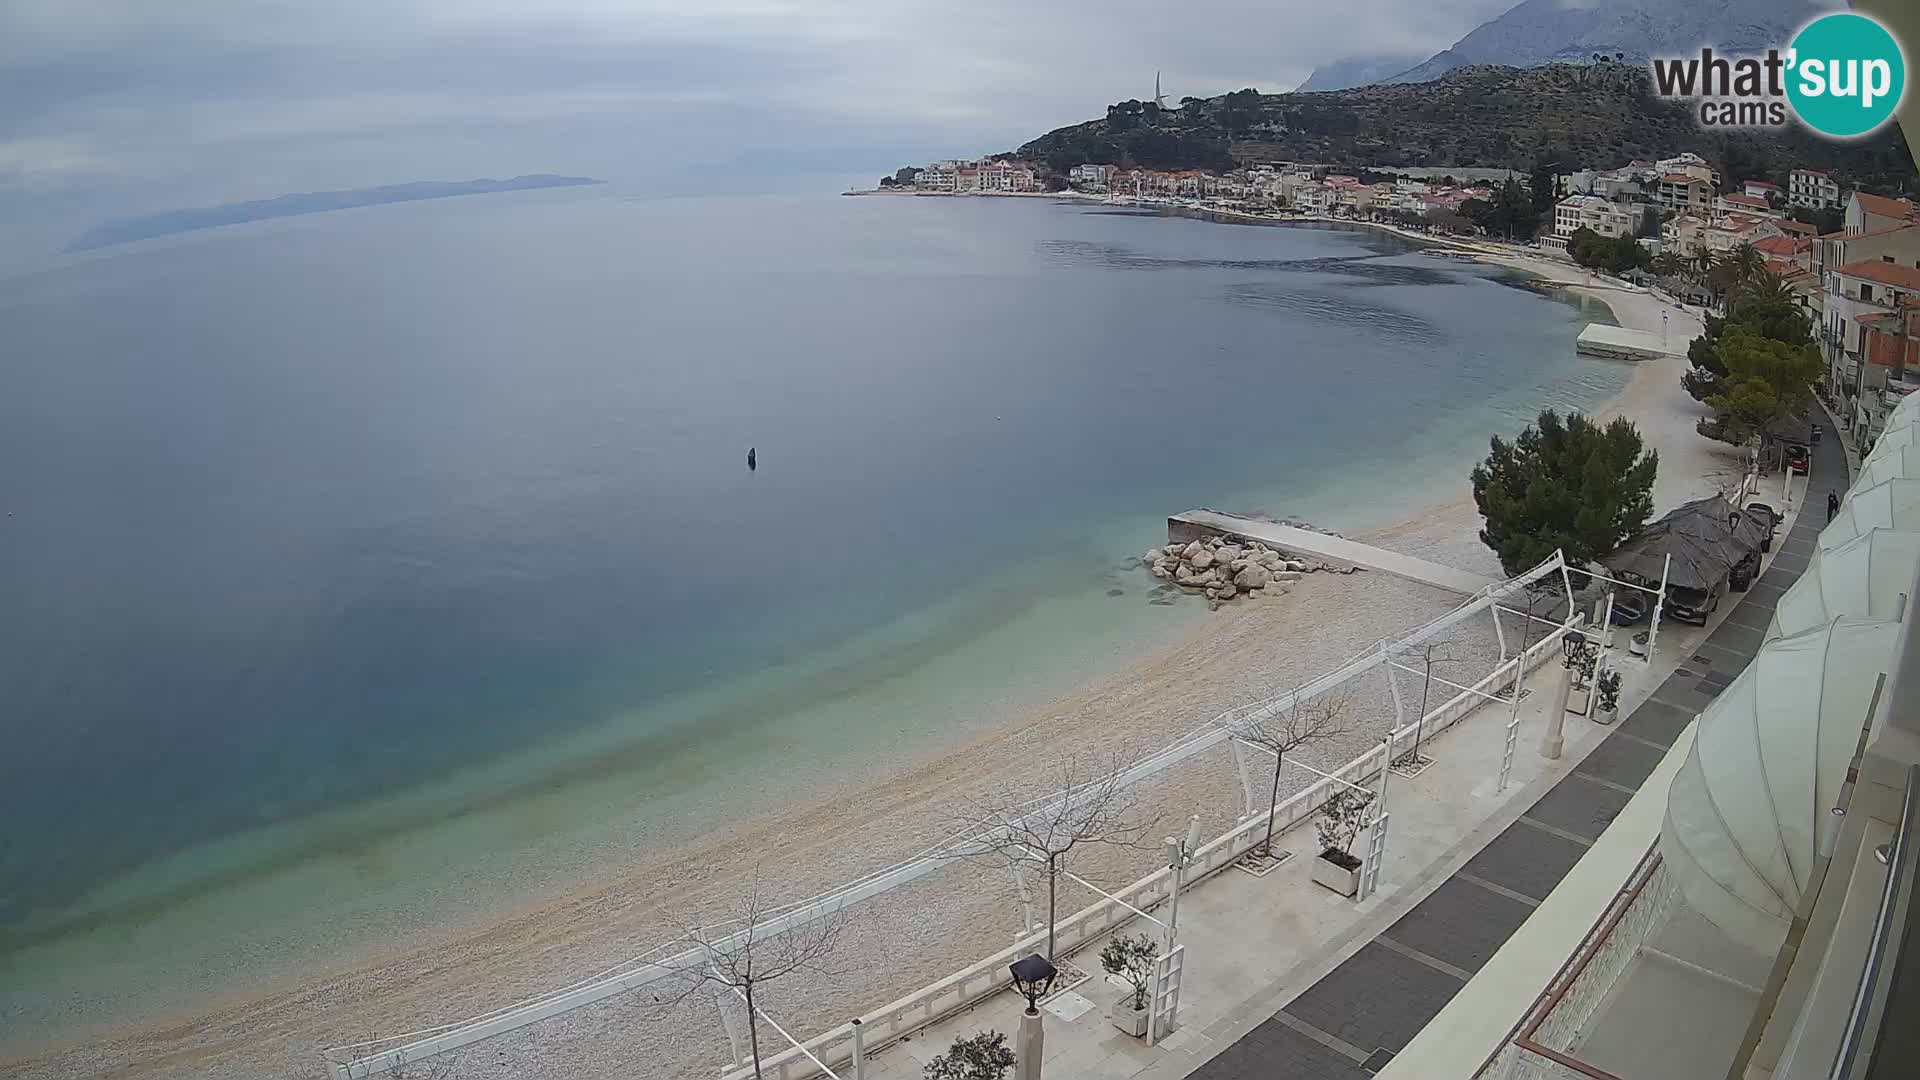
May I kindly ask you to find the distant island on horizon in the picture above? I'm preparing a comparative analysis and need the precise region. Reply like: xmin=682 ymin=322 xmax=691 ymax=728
xmin=67 ymin=174 xmax=606 ymax=251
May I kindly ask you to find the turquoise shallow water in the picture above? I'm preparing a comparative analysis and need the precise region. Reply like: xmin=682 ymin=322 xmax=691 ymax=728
xmin=0 ymin=191 xmax=1625 ymax=1033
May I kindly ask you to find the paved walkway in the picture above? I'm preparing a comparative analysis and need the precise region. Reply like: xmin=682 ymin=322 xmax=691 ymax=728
xmin=1181 ymin=450 xmax=1848 ymax=1079
xmin=1169 ymin=511 xmax=1499 ymax=596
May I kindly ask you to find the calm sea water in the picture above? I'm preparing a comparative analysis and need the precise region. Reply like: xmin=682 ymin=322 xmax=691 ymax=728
xmin=0 ymin=189 xmax=1623 ymax=1030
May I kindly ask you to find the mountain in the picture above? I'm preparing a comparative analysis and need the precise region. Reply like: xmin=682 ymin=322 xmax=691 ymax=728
xmin=1387 ymin=0 xmax=1836 ymax=85
xmin=1013 ymin=64 xmax=1914 ymax=192
xmin=67 ymin=175 xmax=605 ymax=251
xmin=1295 ymin=53 xmax=1429 ymax=92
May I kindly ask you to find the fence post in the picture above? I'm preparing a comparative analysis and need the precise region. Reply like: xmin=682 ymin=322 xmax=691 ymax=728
xmin=850 ymin=1018 xmax=865 ymax=1080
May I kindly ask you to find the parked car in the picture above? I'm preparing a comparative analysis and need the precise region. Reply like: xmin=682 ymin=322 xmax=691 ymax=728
xmin=1667 ymin=580 xmax=1725 ymax=625
xmin=1745 ymin=502 xmax=1781 ymax=552
xmin=1729 ymin=552 xmax=1760 ymax=592
xmin=1785 ymin=445 xmax=1811 ymax=475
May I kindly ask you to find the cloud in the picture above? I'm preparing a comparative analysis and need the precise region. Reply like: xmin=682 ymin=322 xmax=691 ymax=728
xmin=0 ymin=0 xmax=1513 ymax=213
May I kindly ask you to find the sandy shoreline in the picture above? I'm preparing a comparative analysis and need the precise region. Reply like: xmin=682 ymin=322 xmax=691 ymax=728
xmin=2 ymin=219 xmax=1738 ymax=1080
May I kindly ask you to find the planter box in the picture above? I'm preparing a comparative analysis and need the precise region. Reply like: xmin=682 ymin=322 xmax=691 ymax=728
xmin=1111 ymin=1000 xmax=1150 ymax=1037
xmin=1594 ymin=705 xmax=1618 ymax=725
xmin=1310 ymin=852 xmax=1361 ymax=898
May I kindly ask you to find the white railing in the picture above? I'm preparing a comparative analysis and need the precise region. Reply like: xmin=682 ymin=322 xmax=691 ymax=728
xmin=724 ymin=620 xmax=1577 ymax=1080
xmin=329 ymin=555 xmax=1575 ymax=1079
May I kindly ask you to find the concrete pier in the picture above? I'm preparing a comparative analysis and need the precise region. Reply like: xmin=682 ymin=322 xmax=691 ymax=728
xmin=1168 ymin=509 xmax=1498 ymax=596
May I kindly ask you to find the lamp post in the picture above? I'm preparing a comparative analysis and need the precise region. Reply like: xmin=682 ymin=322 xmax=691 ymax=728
xmin=1544 ymin=629 xmax=1587 ymax=760
xmin=1009 ymin=953 xmax=1057 ymax=1080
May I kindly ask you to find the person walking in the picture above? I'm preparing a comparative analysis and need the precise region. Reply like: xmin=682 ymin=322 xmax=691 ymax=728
xmin=1828 ymin=490 xmax=1840 ymax=523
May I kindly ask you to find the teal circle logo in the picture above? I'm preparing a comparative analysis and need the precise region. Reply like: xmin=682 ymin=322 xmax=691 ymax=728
xmin=1786 ymin=13 xmax=1906 ymax=138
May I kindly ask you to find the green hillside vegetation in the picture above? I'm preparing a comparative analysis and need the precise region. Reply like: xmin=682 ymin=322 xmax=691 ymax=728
xmin=1015 ymin=64 xmax=1913 ymax=193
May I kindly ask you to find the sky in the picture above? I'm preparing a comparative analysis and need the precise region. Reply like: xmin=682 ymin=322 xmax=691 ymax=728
xmin=0 ymin=0 xmax=1518 ymax=249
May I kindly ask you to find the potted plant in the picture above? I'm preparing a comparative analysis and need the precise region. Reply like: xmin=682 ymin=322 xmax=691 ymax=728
xmin=925 ymin=1030 xmax=1016 ymax=1080
xmin=1310 ymin=788 xmax=1376 ymax=898
xmin=1594 ymin=669 xmax=1622 ymax=725
xmin=1099 ymin=933 xmax=1159 ymax=1037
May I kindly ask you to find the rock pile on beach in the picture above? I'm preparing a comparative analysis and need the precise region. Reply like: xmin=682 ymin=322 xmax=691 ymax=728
xmin=1141 ymin=536 xmax=1323 ymax=610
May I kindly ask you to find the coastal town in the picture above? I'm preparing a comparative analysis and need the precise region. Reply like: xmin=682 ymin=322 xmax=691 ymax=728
xmin=871 ymin=149 xmax=1920 ymax=473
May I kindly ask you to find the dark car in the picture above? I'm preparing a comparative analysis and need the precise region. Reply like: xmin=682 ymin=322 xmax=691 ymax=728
xmin=1786 ymin=445 xmax=1811 ymax=475
xmin=1667 ymin=581 xmax=1725 ymax=625
xmin=1729 ymin=551 xmax=1760 ymax=592
xmin=1745 ymin=502 xmax=1781 ymax=552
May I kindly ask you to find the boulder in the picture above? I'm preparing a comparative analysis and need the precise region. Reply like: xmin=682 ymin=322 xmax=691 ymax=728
xmin=1175 ymin=565 xmax=1196 ymax=584
xmin=1284 ymin=560 xmax=1309 ymax=573
xmin=1142 ymin=548 xmax=1163 ymax=566
xmin=1190 ymin=548 xmax=1215 ymax=570
xmin=1182 ymin=540 xmax=1205 ymax=560
xmin=1151 ymin=563 xmax=1171 ymax=580
xmin=1273 ymin=570 xmax=1303 ymax=582
xmin=1217 ymin=545 xmax=1244 ymax=563
xmin=1229 ymin=558 xmax=1251 ymax=573
xmin=1234 ymin=565 xmax=1270 ymax=589
xmin=1217 ymin=581 xmax=1238 ymax=600
xmin=1194 ymin=569 xmax=1218 ymax=586
xmin=1259 ymin=550 xmax=1282 ymax=567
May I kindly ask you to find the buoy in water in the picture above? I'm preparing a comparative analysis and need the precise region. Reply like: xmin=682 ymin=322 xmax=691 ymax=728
xmin=747 ymin=447 xmax=757 ymax=471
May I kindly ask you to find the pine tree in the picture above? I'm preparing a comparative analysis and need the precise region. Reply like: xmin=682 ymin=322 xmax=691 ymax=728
xmin=1470 ymin=410 xmax=1659 ymax=578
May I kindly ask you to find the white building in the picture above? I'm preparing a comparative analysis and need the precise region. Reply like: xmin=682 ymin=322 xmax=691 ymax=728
xmin=1553 ymin=194 xmax=1642 ymax=240
xmin=1791 ymin=167 xmax=1842 ymax=209
xmin=1068 ymin=164 xmax=1114 ymax=191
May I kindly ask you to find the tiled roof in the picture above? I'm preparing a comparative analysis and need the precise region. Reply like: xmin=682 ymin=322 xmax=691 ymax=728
xmin=1837 ymin=259 xmax=1920 ymax=290
xmin=1855 ymin=192 xmax=1914 ymax=220
xmin=1721 ymin=194 xmax=1771 ymax=210
xmin=1754 ymin=235 xmax=1802 ymax=257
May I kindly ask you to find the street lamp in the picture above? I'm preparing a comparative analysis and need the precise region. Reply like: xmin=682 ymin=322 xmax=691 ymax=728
xmin=1561 ymin=629 xmax=1589 ymax=664
xmin=1009 ymin=954 xmax=1057 ymax=1080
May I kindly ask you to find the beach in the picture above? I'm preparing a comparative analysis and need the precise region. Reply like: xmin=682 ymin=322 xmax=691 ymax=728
xmin=0 ymin=209 xmax=1738 ymax=1080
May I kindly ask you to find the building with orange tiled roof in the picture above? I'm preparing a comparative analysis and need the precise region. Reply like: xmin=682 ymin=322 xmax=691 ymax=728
xmin=1847 ymin=190 xmax=1917 ymax=235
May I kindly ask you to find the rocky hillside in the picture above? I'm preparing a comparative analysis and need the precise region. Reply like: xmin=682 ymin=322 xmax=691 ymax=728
xmin=1386 ymin=0 xmax=1835 ymax=84
xmin=1295 ymin=53 xmax=1428 ymax=93
xmin=1014 ymin=63 xmax=1914 ymax=193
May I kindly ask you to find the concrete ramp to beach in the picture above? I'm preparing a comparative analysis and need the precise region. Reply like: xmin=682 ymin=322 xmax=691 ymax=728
xmin=1168 ymin=510 xmax=1498 ymax=596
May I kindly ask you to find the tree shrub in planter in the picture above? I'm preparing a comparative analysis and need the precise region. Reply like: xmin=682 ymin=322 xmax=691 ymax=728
xmin=925 ymin=1030 xmax=1016 ymax=1080
xmin=1310 ymin=788 xmax=1376 ymax=897
xmin=1595 ymin=669 xmax=1622 ymax=725
xmin=1099 ymin=933 xmax=1159 ymax=1037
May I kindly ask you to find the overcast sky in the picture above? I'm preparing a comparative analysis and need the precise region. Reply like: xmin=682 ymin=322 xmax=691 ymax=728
xmin=0 ymin=0 xmax=1515 ymax=232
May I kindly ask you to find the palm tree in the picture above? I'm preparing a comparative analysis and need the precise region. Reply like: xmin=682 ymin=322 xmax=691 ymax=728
xmin=1690 ymin=244 xmax=1716 ymax=275
xmin=1743 ymin=268 xmax=1796 ymax=307
xmin=1725 ymin=241 xmax=1764 ymax=284
xmin=1651 ymin=251 xmax=1684 ymax=278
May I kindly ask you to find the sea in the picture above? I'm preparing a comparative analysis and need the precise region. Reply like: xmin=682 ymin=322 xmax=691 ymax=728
xmin=0 ymin=188 xmax=1625 ymax=1039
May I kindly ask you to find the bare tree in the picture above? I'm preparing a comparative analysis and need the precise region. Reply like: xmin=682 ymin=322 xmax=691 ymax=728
xmin=1226 ymin=689 xmax=1357 ymax=859
xmin=1397 ymin=641 xmax=1463 ymax=766
xmin=945 ymin=751 xmax=1156 ymax=963
xmin=651 ymin=874 xmax=850 ymax=1080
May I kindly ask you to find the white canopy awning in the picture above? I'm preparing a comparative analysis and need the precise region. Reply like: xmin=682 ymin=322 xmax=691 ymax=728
xmin=1866 ymin=420 xmax=1920 ymax=462
xmin=1769 ymin=529 xmax=1920 ymax=639
xmin=1822 ymin=478 xmax=1920 ymax=548
xmin=1660 ymin=617 xmax=1898 ymax=953
xmin=1854 ymin=444 xmax=1920 ymax=489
